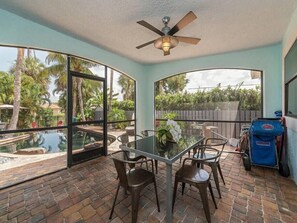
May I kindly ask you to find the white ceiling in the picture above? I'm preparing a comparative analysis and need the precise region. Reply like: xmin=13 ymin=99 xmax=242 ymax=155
xmin=0 ymin=0 xmax=296 ymax=64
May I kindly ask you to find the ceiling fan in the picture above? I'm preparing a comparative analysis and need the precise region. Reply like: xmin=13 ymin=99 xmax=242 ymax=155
xmin=136 ymin=11 xmax=201 ymax=56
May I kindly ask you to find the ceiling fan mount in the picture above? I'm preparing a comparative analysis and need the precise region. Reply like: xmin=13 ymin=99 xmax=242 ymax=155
xmin=136 ymin=11 xmax=201 ymax=56
xmin=161 ymin=16 xmax=171 ymax=34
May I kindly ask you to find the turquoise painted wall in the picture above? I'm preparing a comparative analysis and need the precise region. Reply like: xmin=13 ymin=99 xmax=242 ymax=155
xmin=282 ymin=6 xmax=297 ymax=184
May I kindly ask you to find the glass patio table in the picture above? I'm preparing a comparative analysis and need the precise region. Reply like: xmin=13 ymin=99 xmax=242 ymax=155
xmin=120 ymin=134 xmax=204 ymax=223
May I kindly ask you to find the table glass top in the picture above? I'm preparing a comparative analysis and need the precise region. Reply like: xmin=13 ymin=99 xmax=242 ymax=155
xmin=122 ymin=135 xmax=204 ymax=163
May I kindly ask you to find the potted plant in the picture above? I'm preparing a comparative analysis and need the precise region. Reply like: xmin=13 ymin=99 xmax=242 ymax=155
xmin=157 ymin=119 xmax=182 ymax=145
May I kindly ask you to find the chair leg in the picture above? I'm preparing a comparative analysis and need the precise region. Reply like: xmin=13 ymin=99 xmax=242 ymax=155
xmin=208 ymin=181 xmax=217 ymax=209
xmin=192 ymin=147 xmax=198 ymax=157
xmin=109 ymin=184 xmax=120 ymax=219
xmin=198 ymin=184 xmax=211 ymax=223
xmin=131 ymin=189 xmax=141 ymax=223
xmin=172 ymin=178 xmax=179 ymax=212
xmin=153 ymin=177 xmax=160 ymax=212
xmin=181 ymin=182 xmax=186 ymax=195
xmin=154 ymin=160 xmax=158 ymax=174
xmin=145 ymin=157 xmax=149 ymax=170
xmin=217 ymin=162 xmax=225 ymax=185
xmin=210 ymin=164 xmax=222 ymax=198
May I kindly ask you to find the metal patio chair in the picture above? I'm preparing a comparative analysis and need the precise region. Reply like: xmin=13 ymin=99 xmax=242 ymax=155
xmin=172 ymin=146 xmax=220 ymax=223
xmin=109 ymin=150 xmax=160 ymax=223
xmin=194 ymin=137 xmax=228 ymax=198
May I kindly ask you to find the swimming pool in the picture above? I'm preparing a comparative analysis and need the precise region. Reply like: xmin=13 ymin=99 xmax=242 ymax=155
xmin=0 ymin=130 xmax=108 ymax=154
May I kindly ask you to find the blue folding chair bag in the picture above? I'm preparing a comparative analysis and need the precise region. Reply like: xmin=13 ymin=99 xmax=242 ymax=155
xmin=250 ymin=120 xmax=283 ymax=136
xmin=250 ymin=135 xmax=277 ymax=166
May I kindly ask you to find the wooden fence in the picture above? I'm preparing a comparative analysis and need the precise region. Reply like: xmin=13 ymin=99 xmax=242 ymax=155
xmin=155 ymin=110 xmax=262 ymax=139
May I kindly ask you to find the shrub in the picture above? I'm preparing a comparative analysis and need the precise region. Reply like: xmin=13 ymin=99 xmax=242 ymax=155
xmin=108 ymin=108 xmax=128 ymax=129
xmin=118 ymin=100 xmax=135 ymax=110
xmin=155 ymin=87 xmax=261 ymax=111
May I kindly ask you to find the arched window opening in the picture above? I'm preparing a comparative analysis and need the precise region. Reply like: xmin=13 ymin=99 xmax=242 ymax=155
xmin=0 ymin=46 xmax=136 ymax=188
xmin=154 ymin=69 xmax=262 ymax=141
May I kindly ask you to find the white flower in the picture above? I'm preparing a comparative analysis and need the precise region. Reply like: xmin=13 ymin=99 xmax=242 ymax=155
xmin=166 ymin=119 xmax=182 ymax=142
xmin=158 ymin=119 xmax=182 ymax=143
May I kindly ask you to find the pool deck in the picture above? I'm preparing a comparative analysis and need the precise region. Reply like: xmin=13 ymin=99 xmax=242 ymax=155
xmin=0 ymin=130 xmax=128 ymax=189
xmin=0 ymin=152 xmax=67 ymax=171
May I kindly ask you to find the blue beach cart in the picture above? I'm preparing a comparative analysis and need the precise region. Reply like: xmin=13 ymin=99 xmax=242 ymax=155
xmin=243 ymin=118 xmax=284 ymax=170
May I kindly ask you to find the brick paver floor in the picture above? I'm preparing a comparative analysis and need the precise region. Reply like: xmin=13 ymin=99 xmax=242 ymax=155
xmin=0 ymin=149 xmax=296 ymax=222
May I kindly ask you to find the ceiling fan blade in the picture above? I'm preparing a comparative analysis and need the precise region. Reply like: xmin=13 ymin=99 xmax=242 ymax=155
xmin=175 ymin=36 xmax=201 ymax=45
xmin=136 ymin=40 xmax=155 ymax=49
xmin=137 ymin=20 xmax=164 ymax=36
xmin=168 ymin=11 xmax=197 ymax=36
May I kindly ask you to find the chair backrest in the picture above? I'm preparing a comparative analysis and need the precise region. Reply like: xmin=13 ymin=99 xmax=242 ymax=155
xmin=196 ymin=138 xmax=227 ymax=162
xmin=184 ymin=146 xmax=221 ymax=166
xmin=117 ymin=133 xmax=129 ymax=145
xmin=205 ymin=138 xmax=228 ymax=154
xmin=141 ymin=130 xmax=156 ymax=137
xmin=117 ymin=133 xmax=143 ymax=145
xmin=111 ymin=151 xmax=129 ymax=188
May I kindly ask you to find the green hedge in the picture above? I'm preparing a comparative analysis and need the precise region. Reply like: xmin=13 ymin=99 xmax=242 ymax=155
xmin=155 ymin=86 xmax=261 ymax=110
xmin=112 ymin=100 xmax=134 ymax=110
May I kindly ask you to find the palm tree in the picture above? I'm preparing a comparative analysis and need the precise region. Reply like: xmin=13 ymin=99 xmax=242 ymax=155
xmin=45 ymin=53 xmax=68 ymax=114
xmin=46 ymin=54 xmax=98 ymax=122
xmin=155 ymin=73 xmax=188 ymax=95
xmin=8 ymin=50 xmax=52 ymax=127
xmin=21 ymin=77 xmax=51 ymax=113
xmin=118 ymin=74 xmax=134 ymax=100
xmin=7 ymin=48 xmax=24 ymax=130
xmin=72 ymin=57 xmax=98 ymax=121
xmin=23 ymin=56 xmax=50 ymax=88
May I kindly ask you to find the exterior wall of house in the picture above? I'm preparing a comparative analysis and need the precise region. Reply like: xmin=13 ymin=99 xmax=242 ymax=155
xmin=282 ymin=6 xmax=297 ymax=184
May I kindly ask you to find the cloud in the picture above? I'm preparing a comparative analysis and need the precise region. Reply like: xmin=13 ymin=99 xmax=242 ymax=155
xmin=186 ymin=69 xmax=259 ymax=92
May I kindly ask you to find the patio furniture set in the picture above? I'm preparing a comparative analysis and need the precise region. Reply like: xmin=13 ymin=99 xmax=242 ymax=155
xmin=110 ymin=131 xmax=228 ymax=223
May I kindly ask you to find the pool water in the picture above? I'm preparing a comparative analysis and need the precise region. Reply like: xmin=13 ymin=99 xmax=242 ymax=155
xmin=0 ymin=130 xmax=104 ymax=154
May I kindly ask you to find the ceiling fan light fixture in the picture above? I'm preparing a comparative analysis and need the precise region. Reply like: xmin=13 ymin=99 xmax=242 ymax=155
xmin=154 ymin=36 xmax=179 ymax=56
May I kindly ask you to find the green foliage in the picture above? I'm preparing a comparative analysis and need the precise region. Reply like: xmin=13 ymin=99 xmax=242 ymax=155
xmin=108 ymin=108 xmax=128 ymax=129
xmin=35 ymin=108 xmax=54 ymax=127
xmin=113 ymin=100 xmax=135 ymax=110
xmin=158 ymin=112 xmax=178 ymax=127
xmin=156 ymin=128 xmax=173 ymax=144
xmin=155 ymin=86 xmax=261 ymax=111
xmin=162 ymin=112 xmax=177 ymax=120
xmin=0 ymin=72 xmax=14 ymax=104
xmin=156 ymin=73 xmax=188 ymax=94
xmin=118 ymin=75 xmax=135 ymax=100
xmin=86 ymin=88 xmax=104 ymax=108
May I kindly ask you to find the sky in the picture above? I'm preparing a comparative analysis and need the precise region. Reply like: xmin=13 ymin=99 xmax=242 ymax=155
xmin=0 ymin=46 xmax=261 ymax=103
xmin=186 ymin=69 xmax=260 ymax=93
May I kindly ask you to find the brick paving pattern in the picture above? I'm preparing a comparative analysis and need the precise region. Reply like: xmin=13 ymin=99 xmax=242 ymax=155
xmin=0 ymin=150 xmax=297 ymax=222
xmin=0 ymin=155 xmax=67 ymax=189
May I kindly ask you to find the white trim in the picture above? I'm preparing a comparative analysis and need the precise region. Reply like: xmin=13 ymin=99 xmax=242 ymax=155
xmin=285 ymin=116 xmax=297 ymax=132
